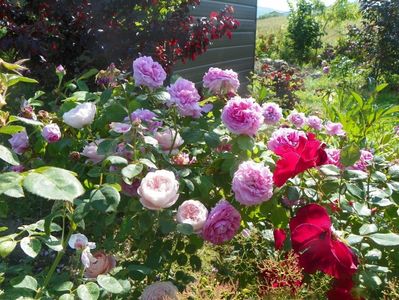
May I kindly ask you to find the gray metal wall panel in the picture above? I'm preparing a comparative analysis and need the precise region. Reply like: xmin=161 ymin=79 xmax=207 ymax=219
xmin=173 ymin=0 xmax=257 ymax=94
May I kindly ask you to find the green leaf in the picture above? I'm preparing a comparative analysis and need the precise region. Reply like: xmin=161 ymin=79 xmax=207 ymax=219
xmin=0 ymin=238 xmax=17 ymax=257
xmin=104 ymin=156 xmax=128 ymax=166
xmin=369 ymin=233 xmax=399 ymax=246
xmin=0 ymin=145 xmax=20 ymax=165
xmin=359 ymin=224 xmax=378 ymax=235
xmin=0 ymin=172 xmax=23 ymax=197
xmin=23 ymin=167 xmax=85 ymax=202
xmin=365 ymin=249 xmax=382 ymax=261
xmin=204 ymin=132 xmax=220 ymax=148
xmin=78 ymin=68 xmax=98 ymax=81
xmin=15 ymin=116 xmax=43 ymax=126
xmin=139 ymin=158 xmax=157 ymax=169
xmin=375 ymin=83 xmax=388 ymax=92
xmin=52 ymin=281 xmax=73 ymax=292
xmin=97 ymin=140 xmax=117 ymax=156
xmin=20 ymin=237 xmax=41 ymax=258
xmin=7 ymin=75 xmax=38 ymax=87
xmin=340 ymin=144 xmax=361 ymax=167
xmin=346 ymin=234 xmax=363 ymax=245
xmin=42 ymin=235 xmax=63 ymax=252
xmin=11 ymin=275 xmax=37 ymax=291
xmin=190 ymin=255 xmax=202 ymax=271
xmin=152 ymin=91 xmax=170 ymax=102
xmin=319 ymin=165 xmax=340 ymax=176
xmin=176 ymin=223 xmax=193 ymax=235
xmin=90 ymin=186 xmax=120 ymax=213
xmin=236 ymin=135 xmax=254 ymax=151
xmin=97 ymin=275 xmax=123 ymax=294
xmin=121 ymin=163 xmax=143 ymax=180
xmin=0 ymin=125 xmax=25 ymax=135
xmin=77 ymin=282 xmax=100 ymax=300
xmin=59 ymin=294 xmax=75 ymax=300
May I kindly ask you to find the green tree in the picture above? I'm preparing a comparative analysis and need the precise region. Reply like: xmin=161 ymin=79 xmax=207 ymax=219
xmin=285 ymin=0 xmax=324 ymax=64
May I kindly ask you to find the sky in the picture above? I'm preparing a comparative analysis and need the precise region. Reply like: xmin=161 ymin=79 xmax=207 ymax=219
xmin=258 ymin=0 xmax=337 ymax=11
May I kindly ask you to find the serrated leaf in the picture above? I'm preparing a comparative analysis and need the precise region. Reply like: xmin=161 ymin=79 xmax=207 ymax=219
xmin=0 ymin=145 xmax=20 ymax=165
xmin=42 ymin=235 xmax=63 ymax=252
xmin=176 ymin=223 xmax=193 ymax=235
xmin=340 ymin=144 xmax=361 ymax=167
xmin=90 ymin=186 xmax=120 ymax=213
xmin=359 ymin=224 xmax=378 ymax=235
xmin=369 ymin=233 xmax=399 ymax=246
xmin=346 ymin=234 xmax=363 ymax=245
xmin=11 ymin=275 xmax=37 ymax=291
xmin=0 ymin=172 xmax=23 ymax=197
xmin=77 ymin=282 xmax=100 ymax=300
xmin=0 ymin=239 xmax=17 ymax=257
xmin=104 ymin=156 xmax=128 ymax=166
xmin=121 ymin=163 xmax=143 ymax=180
xmin=59 ymin=294 xmax=75 ymax=300
xmin=23 ymin=167 xmax=85 ymax=202
xmin=319 ymin=165 xmax=340 ymax=176
xmin=236 ymin=135 xmax=254 ymax=151
xmin=97 ymin=275 xmax=123 ymax=294
xmin=139 ymin=158 xmax=157 ymax=169
xmin=0 ymin=125 xmax=25 ymax=135
xmin=20 ymin=237 xmax=41 ymax=258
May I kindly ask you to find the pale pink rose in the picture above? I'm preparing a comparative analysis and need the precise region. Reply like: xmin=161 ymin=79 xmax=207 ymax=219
xmin=56 ymin=65 xmax=66 ymax=75
xmin=126 ymin=109 xmax=162 ymax=132
xmin=267 ymin=128 xmax=306 ymax=153
xmin=232 ymin=161 xmax=274 ymax=206
xmin=154 ymin=128 xmax=184 ymax=154
xmin=306 ymin=116 xmax=323 ymax=130
xmin=202 ymin=200 xmax=241 ymax=245
xmin=176 ymin=200 xmax=209 ymax=232
xmin=68 ymin=233 xmax=96 ymax=250
xmin=41 ymin=123 xmax=61 ymax=143
xmin=84 ymin=251 xmax=116 ymax=279
xmin=221 ymin=96 xmax=263 ymax=136
xmin=325 ymin=121 xmax=345 ymax=136
xmin=133 ymin=56 xmax=166 ymax=89
xmin=141 ymin=281 xmax=179 ymax=300
xmin=110 ymin=122 xmax=131 ymax=133
xmin=287 ymin=111 xmax=306 ymax=128
xmin=350 ymin=150 xmax=374 ymax=171
xmin=137 ymin=170 xmax=179 ymax=210
xmin=203 ymin=67 xmax=240 ymax=95
xmin=81 ymin=140 xmax=105 ymax=164
xmin=167 ymin=78 xmax=203 ymax=118
xmin=326 ymin=148 xmax=343 ymax=168
xmin=172 ymin=153 xmax=190 ymax=165
xmin=8 ymin=130 xmax=29 ymax=154
xmin=62 ymin=102 xmax=96 ymax=129
xmin=262 ymin=102 xmax=283 ymax=125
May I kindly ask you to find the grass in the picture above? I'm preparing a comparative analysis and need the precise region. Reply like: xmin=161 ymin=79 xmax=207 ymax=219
xmin=257 ymin=16 xmax=360 ymax=45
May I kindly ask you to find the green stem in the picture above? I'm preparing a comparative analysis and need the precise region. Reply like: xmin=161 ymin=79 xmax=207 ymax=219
xmin=35 ymin=219 xmax=75 ymax=299
xmin=168 ymin=108 xmax=178 ymax=156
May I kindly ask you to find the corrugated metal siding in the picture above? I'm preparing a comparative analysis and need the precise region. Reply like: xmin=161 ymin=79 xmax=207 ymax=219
xmin=173 ymin=0 xmax=257 ymax=94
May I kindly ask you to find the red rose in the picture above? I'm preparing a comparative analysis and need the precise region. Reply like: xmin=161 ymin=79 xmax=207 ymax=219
xmin=328 ymin=278 xmax=364 ymax=300
xmin=273 ymin=228 xmax=287 ymax=250
xmin=273 ymin=133 xmax=328 ymax=187
xmin=289 ymin=204 xmax=358 ymax=279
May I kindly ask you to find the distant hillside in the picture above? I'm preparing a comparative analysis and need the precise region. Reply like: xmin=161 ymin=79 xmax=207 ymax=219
xmin=257 ymin=7 xmax=274 ymax=18
xmin=258 ymin=11 xmax=289 ymax=19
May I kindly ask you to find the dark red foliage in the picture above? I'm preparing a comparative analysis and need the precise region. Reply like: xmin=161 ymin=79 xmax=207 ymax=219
xmin=273 ymin=133 xmax=328 ymax=187
xmin=0 ymin=0 xmax=239 ymax=83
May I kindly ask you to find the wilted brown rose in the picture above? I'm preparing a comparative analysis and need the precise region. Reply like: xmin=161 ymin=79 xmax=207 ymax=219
xmin=84 ymin=251 xmax=116 ymax=278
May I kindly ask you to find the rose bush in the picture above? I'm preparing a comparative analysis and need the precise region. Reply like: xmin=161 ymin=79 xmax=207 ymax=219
xmin=0 ymin=57 xmax=398 ymax=300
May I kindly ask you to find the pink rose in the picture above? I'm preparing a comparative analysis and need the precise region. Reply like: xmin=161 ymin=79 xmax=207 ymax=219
xmin=262 ymin=102 xmax=283 ymax=125
xmin=137 ymin=170 xmax=179 ymax=210
xmin=232 ymin=161 xmax=274 ymax=206
xmin=141 ymin=281 xmax=179 ymax=300
xmin=109 ymin=122 xmax=131 ymax=133
xmin=202 ymin=200 xmax=241 ymax=245
xmin=350 ymin=150 xmax=374 ymax=171
xmin=287 ymin=111 xmax=306 ymax=128
xmin=8 ymin=130 xmax=29 ymax=154
xmin=154 ymin=128 xmax=184 ymax=154
xmin=176 ymin=200 xmax=209 ymax=233
xmin=81 ymin=140 xmax=105 ymax=164
xmin=306 ymin=116 xmax=323 ymax=130
xmin=203 ymin=67 xmax=240 ymax=95
xmin=325 ymin=121 xmax=345 ymax=136
xmin=267 ymin=128 xmax=306 ymax=153
xmin=133 ymin=56 xmax=166 ymax=89
xmin=326 ymin=148 xmax=343 ymax=168
xmin=84 ymin=251 xmax=116 ymax=279
xmin=41 ymin=123 xmax=61 ymax=143
xmin=221 ymin=96 xmax=263 ymax=136
xmin=167 ymin=78 xmax=203 ymax=118
xmin=68 ymin=233 xmax=96 ymax=250
xmin=126 ymin=109 xmax=161 ymax=132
